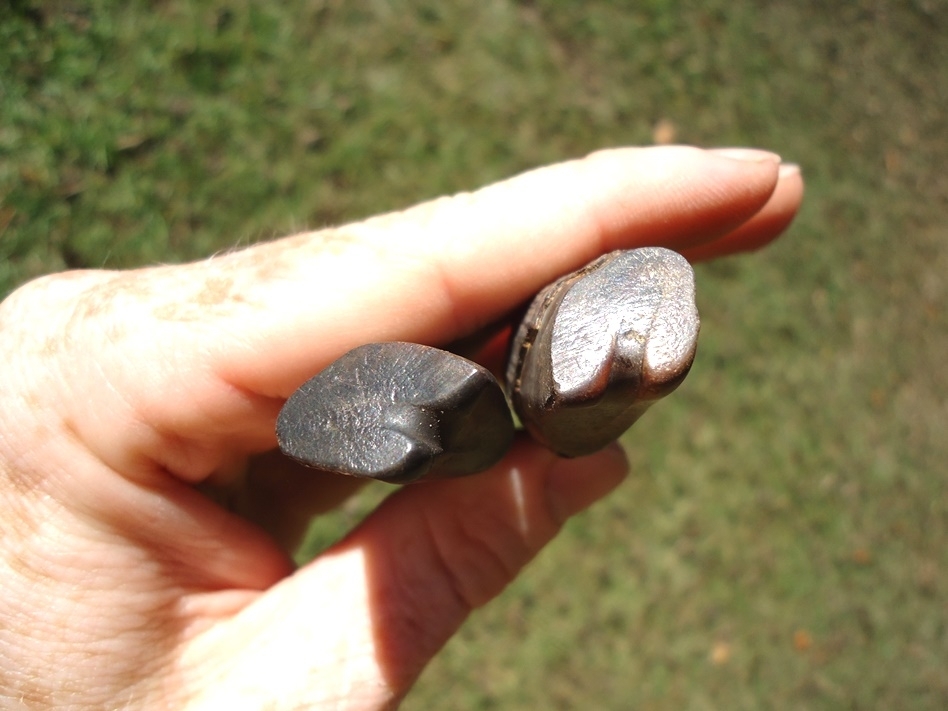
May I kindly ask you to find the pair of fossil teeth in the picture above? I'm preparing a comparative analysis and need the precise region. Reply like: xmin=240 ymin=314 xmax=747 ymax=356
xmin=276 ymin=247 xmax=699 ymax=484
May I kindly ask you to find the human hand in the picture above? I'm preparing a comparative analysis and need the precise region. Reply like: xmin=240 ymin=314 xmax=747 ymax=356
xmin=0 ymin=146 xmax=802 ymax=709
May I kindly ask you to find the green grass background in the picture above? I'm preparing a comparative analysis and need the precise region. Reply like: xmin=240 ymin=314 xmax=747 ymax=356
xmin=2 ymin=1 xmax=946 ymax=708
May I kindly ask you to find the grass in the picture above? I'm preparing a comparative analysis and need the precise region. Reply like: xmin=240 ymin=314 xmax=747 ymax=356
xmin=2 ymin=0 xmax=946 ymax=708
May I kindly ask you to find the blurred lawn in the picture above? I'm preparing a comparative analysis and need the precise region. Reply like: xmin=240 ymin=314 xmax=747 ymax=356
xmin=2 ymin=1 xmax=946 ymax=708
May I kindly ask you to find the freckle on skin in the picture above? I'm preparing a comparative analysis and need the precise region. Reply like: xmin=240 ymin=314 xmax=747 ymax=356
xmin=149 ymin=267 xmax=246 ymax=322
xmin=193 ymin=276 xmax=236 ymax=308
xmin=39 ymin=337 xmax=61 ymax=357
xmin=231 ymin=228 xmax=366 ymax=284
xmin=47 ymin=227 xmax=371 ymax=325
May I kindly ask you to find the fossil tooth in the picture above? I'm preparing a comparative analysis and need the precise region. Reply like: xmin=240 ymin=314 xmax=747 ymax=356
xmin=277 ymin=342 xmax=515 ymax=484
xmin=506 ymin=247 xmax=699 ymax=457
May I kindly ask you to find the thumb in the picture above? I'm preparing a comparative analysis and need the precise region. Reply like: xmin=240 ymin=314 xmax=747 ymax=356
xmin=182 ymin=439 xmax=628 ymax=710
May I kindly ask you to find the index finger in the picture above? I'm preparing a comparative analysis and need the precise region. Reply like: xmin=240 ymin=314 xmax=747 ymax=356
xmin=14 ymin=145 xmax=796 ymax=483
xmin=200 ymin=146 xmax=786 ymax=395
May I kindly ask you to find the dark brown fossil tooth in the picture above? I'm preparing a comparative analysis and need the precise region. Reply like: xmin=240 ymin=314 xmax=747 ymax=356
xmin=276 ymin=342 xmax=515 ymax=484
xmin=506 ymin=247 xmax=700 ymax=458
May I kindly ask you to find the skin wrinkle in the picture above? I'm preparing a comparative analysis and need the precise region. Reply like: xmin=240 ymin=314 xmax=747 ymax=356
xmin=422 ymin=480 xmax=543 ymax=609
xmin=117 ymin=476 xmax=290 ymax=591
xmin=59 ymin=359 xmax=149 ymax=484
xmin=135 ymin=376 xmax=283 ymax=485
xmin=385 ymin=508 xmax=471 ymax=662
xmin=6 ymin=401 xmax=92 ymax=508
xmin=22 ymin=396 xmax=284 ymax=594
xmin=454 ymin=513 xmax=528 ymax=607
xmin=18 ymin=435 xmax=115 ymax=548
xmin=0 ymin=506 xmax=182 ymax=709
xmin=51 ymin=282 xmax=279 ymax=486
xmin=147 ymin=425 xmax=228 ymax=485
xmin=71 ymin=280 xmax=282 ymax=486
xmin=421 ymin=504 xmax=486 ymax=614
xmin=0 ymin=415 xmax=50 ymax=499
xmin=0 ymin=500 xmax=50 ymax=582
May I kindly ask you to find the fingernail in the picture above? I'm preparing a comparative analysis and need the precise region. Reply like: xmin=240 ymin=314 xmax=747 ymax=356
xmin=710 ymin=147 xmax=783 ymax=164
xmin=779 ymin=162 xmax=801 ymax=178
xmin=545 ymin=442 xmax=629 ymax=524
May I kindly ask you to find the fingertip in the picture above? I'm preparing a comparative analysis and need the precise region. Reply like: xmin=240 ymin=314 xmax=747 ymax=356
xmin=779 ymin=162 xmax=802 ymax=179
xmin=708 ymin=147 xmax=783 ymax=164
xmin=591 ymin=145 xmax=783 ymax=253
xmin=682 ymin=160 xmax=804 ymax=262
